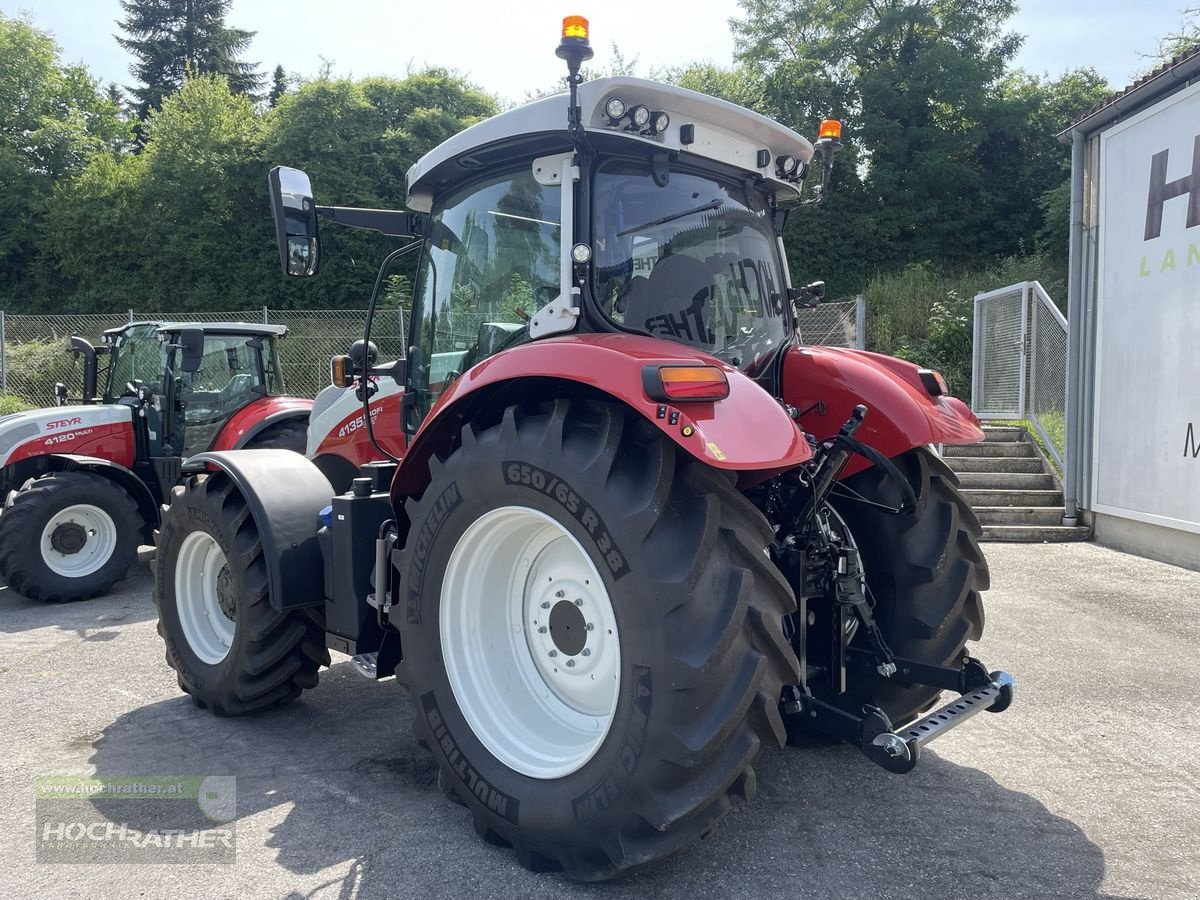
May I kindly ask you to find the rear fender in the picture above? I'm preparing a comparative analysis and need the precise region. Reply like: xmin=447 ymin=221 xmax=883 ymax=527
xmin=210 ymin=396 xmax=313 ymax=452
xmin=781 ymin=346 xmax=983 ymax=477
xmin=185 ymin=450 xmax=333 ymax=610
xmin=391 ymin=333 xmax=811 ymax=500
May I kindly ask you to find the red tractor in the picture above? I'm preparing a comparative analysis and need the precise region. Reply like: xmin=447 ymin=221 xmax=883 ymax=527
xmin=0 ymin=321 xmax=404 ymax=602
xmin=152 ymin=19 xmax=1013 ymax=880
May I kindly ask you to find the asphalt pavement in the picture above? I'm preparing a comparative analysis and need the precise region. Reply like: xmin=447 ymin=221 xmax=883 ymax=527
xmin=1 ymin=541 xmax=1197 ymax=899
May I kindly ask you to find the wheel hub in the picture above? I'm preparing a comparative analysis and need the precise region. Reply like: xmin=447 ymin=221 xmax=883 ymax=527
xmin=548 ymin=598 xmax=587 ymax=656
xmin=215 ymin=565 xmax=237 ymax=621
xmin=50 ymin=521 xmax=88 ymax=555
xmin=40 ymin=503 xmax=118 ymax=578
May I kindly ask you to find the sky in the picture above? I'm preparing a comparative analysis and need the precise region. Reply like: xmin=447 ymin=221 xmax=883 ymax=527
xmin=4 ymin=0 xmax=1194 ymax=102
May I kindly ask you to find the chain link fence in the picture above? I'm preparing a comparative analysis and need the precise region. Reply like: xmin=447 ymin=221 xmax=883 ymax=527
xmin=796 ymin=297 xmax=863 ymax=349
xmin=971 ymin=281 xmax=1067 ymax=467
xmin=1 ymin=297 xmax=861 ymax=408
xmin=0 ymin=308 xmax=407 ymax=407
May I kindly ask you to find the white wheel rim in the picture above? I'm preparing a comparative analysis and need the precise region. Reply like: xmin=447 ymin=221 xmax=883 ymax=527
xmin=40 ymin=503 xmax=118 ymax=578
xmin=175 ymin=531 xmax=236 ymax=665
xmin=440 ymin=506 xmax=621 ymax=779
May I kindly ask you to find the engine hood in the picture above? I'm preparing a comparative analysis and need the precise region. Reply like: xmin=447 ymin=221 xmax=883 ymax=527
xmin=0 ymin=404 xmax=135 ymax=468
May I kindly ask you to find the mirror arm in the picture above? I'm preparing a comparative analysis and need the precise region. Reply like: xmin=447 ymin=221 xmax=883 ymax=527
xmin=315 ymin=206 xmax=424 ymax=238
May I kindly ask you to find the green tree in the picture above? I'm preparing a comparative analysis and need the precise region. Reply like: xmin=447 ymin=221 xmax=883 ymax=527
xmin=663 ymin=62 xmax=766 ymax=110
xmin=41 ymin=74 xmax=265 ymax=311
xmin=0 ymin=13 xmax=129 ymax=302
xmin=979 ymin=68 xmax=1110 ymax=260
xmin=1153 ymin=7 xmax=1199 ymax=64
xmin=262 ymin=70 xmax=497 ymax=306
xmin=115 ymin=0 xmax=262 ymax=122
xmin=268 ymin=64 xmax=287 ymax=107
xmin=734 ymin=0 xmax=1024 ymax=273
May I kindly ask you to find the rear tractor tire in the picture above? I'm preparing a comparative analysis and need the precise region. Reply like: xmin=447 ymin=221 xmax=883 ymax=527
xmin=0 ymin=471 xmax=142 ymax=602
xmin=243 ymin=421 xmax=308 ymax=454
xmin=820 ymin=446 xmax=989 ymax=730
xmin=153 ymin=473 xmax=329 ymax=715
xmin=395 ymin=399 xmax=799 ymax=880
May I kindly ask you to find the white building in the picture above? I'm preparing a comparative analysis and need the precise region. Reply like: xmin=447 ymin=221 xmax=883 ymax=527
xmin=1060 ymin=45 xmax=1200 ymax=570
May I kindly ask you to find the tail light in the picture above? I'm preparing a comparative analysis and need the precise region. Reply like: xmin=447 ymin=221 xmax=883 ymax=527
xmin=643 ymin=365 xmax=730 ymax=402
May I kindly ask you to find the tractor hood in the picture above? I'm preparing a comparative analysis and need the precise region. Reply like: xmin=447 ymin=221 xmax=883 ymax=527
xmin=0 ymin=404 xmax=135 ymax=469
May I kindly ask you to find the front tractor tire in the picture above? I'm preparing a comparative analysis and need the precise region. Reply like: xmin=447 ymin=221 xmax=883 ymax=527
xmin=153 ymin=473 xmax=329 ymax=715
xmin=0 ymin=471 xmax=142 ymax=602
xmin=395 ymin=399 xmax=799 ymax=880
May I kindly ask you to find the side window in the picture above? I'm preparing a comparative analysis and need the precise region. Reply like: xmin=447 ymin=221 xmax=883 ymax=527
xmin=411 ymin=168 xmax=561 ymax=408
xmin=181 ymin=335 xmax=265 ymax=426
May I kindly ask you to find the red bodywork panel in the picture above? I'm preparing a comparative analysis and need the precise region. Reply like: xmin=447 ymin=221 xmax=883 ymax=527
xmin=210 ymin=396 xmax=313 ymax=452
xmin=6 ymin=422 xmax=136 ymax=468
xmin=392 ymin=333 xmax=812 ymax=498
xmin=781 ymin=346 xmax=983 ymax=477
xmin=314 ymin=389 xmax=408 ymax=466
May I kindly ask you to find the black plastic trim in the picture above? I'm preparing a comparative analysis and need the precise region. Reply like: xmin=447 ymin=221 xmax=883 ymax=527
xmin=187 ymin=450 xmax=333 ymax=609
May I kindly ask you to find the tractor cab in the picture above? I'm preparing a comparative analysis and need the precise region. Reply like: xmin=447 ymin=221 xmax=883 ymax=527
xmin=99 ymin=321 xmax=289 ymax=457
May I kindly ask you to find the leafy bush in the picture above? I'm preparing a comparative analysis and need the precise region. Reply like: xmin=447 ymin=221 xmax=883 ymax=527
xmin=864 ymin=252 xmax=1068 ymax=400
xmin=4 ymin=338 xmax=80 ymax=406
xmin=0 ymin=393 xmax=31 ymax=414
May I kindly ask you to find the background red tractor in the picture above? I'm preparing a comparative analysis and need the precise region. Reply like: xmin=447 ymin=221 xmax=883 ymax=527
xmin=151 ymin=17 xmax=1013 ymax=880
xmin=0 ymin=321 xmax=403 ymax=602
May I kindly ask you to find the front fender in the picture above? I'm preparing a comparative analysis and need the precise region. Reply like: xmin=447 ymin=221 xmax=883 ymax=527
xmin=782 ymin=346 xmax=983 ymax=477
xmin=393 ymin=334 xmax=811 ymax=497
xmin=185 ymin=450 xmax=332 ymax=610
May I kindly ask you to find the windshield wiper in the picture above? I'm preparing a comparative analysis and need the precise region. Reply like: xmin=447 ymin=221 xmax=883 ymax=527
xmin=618 ymin=199 xmax=723 ymax=237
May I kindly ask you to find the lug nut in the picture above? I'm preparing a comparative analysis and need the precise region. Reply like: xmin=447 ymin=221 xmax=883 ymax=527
xmin=574 ymin=599 xmax=583 ymax=606
xmin=555 ymin=590 xmax=565 ymax=598
xmin=538 ymin=626 xmax=547 ymax=634
xmin=586 ymin=623 xmax=594 ymax=631
xmin=566 ymin=659 xmax=576 ymax=668
xmin=581 ymin=648 xmax=591 ymax=656
xmin=541 ymin=601 xmax=550 ymax=609
xmin=549 ymin=650 xmax=557 ymax=658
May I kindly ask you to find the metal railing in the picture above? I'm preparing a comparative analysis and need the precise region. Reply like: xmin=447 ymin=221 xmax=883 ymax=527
xmin=1 ymin=297 xmax=864 ymax=408
xmin=971 ymin=281 xmax=1068 ymax=468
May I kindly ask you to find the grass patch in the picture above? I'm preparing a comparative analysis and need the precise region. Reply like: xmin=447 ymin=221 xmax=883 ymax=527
xmin=984 ymin=417 xmax=1064 ymax=473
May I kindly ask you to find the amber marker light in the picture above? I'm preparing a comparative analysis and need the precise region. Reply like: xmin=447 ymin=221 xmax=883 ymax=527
xmin=562 ymin=15 xmax=589 ymax=40
xmin=818 ymin=119 xmax=843 ymax=141
xmin=643 ymin=365 xmax=730 ymax=402
xmin=330 ymin=354 xmax=353 ymax=388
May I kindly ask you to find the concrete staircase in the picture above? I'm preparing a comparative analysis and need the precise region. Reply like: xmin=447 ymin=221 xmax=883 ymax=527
xmin=943 ymin=426 xmax=1090 ymax=543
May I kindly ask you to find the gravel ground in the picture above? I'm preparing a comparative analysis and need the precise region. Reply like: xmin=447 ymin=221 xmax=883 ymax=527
xmin=0 ymin=541 xmax=1196 ymax=900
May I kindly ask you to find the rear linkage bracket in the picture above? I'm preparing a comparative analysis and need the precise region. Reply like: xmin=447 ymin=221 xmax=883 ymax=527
xmin=784 ymin=652 xmax=1015 ymax=774
xmin=778 ymin=402 xmax=1016 ymax=773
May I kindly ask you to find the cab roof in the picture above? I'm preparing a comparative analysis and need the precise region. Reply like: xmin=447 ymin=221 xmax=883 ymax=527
xmin=103 ymin=321 xmax=289 ymax=338
xmin=405 ymin=76 xmax=816 ymax=210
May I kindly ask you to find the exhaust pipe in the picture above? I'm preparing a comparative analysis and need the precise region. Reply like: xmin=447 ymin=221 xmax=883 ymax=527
xmin=68 ymin=336 xmax=98 ymax=403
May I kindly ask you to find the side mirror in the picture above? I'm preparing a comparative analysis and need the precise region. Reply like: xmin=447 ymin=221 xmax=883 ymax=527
xmin=178 ymin=328 xmax=205 ymax=373
xmin=268 ymin=166 xmax=319 ymax=277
